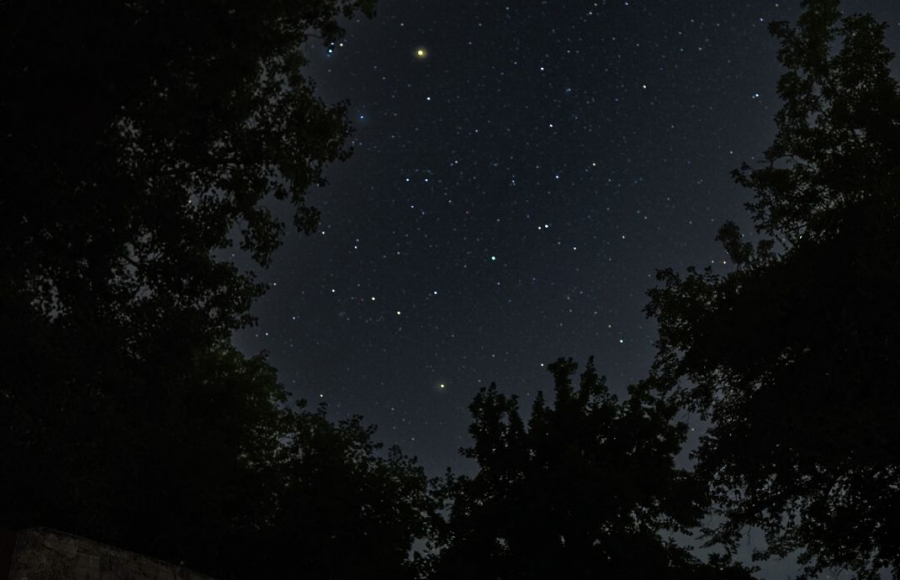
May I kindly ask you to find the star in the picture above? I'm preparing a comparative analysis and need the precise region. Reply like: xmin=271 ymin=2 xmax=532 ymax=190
xmin=415 ymin=47 xmax=428 ymax=59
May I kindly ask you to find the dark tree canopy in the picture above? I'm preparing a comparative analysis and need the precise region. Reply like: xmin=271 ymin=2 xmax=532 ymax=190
xmin=0 ymin=2 xmax=440 ymax=578
xmin=432 ymin=358 xmax=756 ymax=580
xmin=2 ymin=0 xmax=374 ymax=338
xmin=646 ymin=1 xmax=900 ymax=577
xmin=0 ymin=0 xmax=376 ymax=429
xmin=1 ymin=337 xmax=436 ymax=580
xmin=227 ymin=404 xmax=437 ymax=580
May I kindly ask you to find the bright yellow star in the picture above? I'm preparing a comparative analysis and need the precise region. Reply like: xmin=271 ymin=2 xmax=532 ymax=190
xmin=415 ymin=47 xmax=428 ymax=59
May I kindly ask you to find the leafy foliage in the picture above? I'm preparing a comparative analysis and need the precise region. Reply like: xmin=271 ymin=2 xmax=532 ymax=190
xmin=229 ymin=404 xmax=437 ymax=580
xmin=645 ymin=1 xmax=900 ymax=577
xmin=433 ymin=358 xmax=756 ymax=580
xmin=733 ymin=0 xmax=900 ymax=246
xmin=2 ymin=0 xmax=376 ymax=338
xmin=0 ymin=1 xmax=438 ymax=578
xmin=1 ymin=337 xmax=436 ymax=580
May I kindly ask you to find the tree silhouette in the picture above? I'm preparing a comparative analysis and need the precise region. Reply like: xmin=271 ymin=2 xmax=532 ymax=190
xmin=225 ymin=403 xmax=437 ymax=580
xmin=238 ymin=407 xmax=439 ymax=580
xmin=0 ymin=0 xmax=375 ymax=460
xmin=645 ymin=1 xmax=900 ymax=577
xmin=432 ymin=358 xmax=756 ymax=580
xmin=2 ymin=0 xmax=375 ymax=339
xmin=0 ymin=1 xmax=440 ymax=577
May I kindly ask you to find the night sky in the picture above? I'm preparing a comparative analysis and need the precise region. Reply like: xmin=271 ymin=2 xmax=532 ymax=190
xmin=232 ymin=0 xmax=900 ymax=501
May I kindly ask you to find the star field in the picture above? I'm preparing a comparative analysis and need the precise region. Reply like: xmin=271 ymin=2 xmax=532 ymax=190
xmin=232 ymin=0 xmax=900 ymax=496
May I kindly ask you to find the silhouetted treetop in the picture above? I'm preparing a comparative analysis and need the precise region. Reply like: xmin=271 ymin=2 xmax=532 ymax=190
xmin=433 ymin=358 xmax=756 ymax=580
xmin=732 ymin=0 xmax=900 ymax=247
xmin=2 ymin=0 xmax=374 ymax=338
xmin=0 ymin=4 xmax=456 ymax=580
xmin=646 ymin=1 xmax=900 ymax=577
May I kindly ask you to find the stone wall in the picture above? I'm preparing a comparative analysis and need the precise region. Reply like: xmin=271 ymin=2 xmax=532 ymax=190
xmin=2 ymin=528 xmax=217 ymax=580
